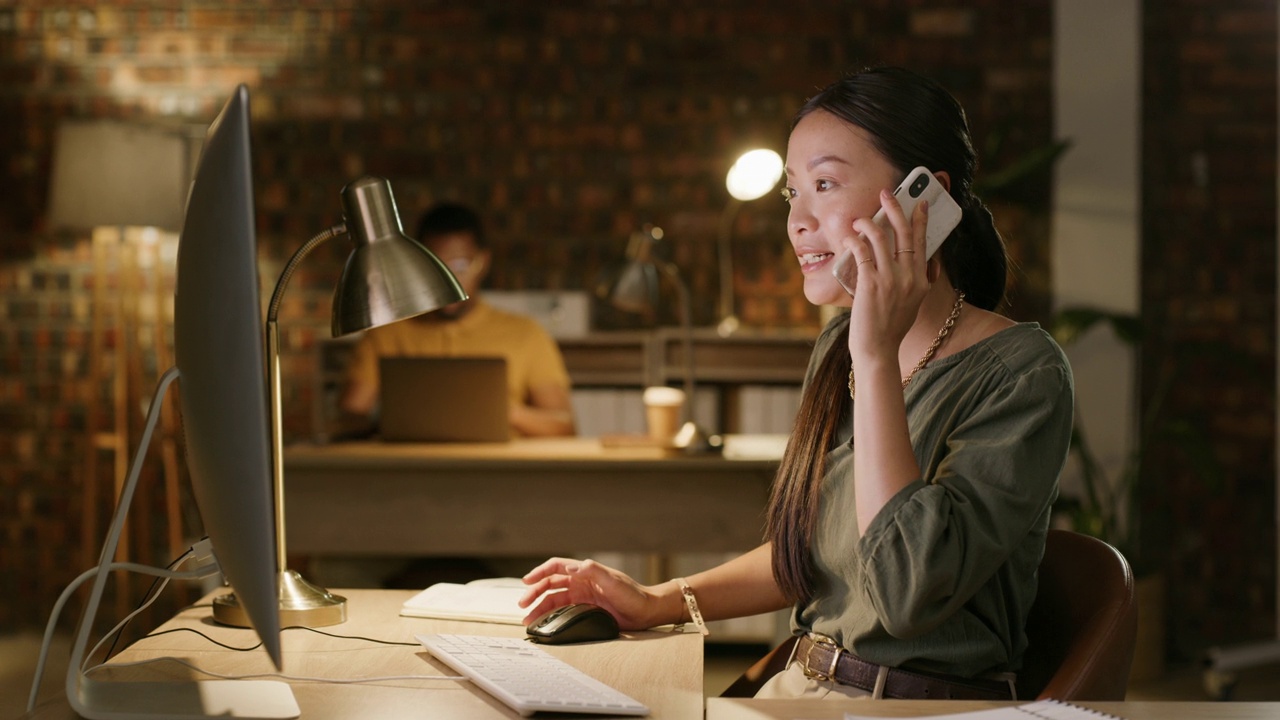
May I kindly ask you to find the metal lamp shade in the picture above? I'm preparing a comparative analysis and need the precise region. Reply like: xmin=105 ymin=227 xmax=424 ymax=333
xmin=330 ymin=177 xmax=467 ymax=336
xmin=331 ymin=237 xmax=467 ymax=336
xmin=604 ymin=261 xmax=660 ymax=315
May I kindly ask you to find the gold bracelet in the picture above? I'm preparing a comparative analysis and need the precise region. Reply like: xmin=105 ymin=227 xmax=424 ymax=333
xmin=675 ymin=577 xmax=709 ymax=636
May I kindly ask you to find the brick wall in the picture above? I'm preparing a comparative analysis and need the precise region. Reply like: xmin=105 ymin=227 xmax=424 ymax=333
xmin=3 ymin=1 xmax=1055 ymax=630
xmin=1142 ymin=1 xmax=1278 ymax=657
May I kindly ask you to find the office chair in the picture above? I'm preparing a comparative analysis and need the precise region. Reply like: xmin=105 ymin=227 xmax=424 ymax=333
xmin=720 ymin=529 xmax=1138 ymax=700
xmin=1017 ymin=528 xmax=1138 ymax=700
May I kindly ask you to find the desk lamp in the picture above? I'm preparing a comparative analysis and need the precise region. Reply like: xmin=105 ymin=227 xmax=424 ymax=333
xmin=600 ymin=225 xmax=710 ymax=452
xmin=213 ymin=176 xmax=467 ymax=628
xmin=717 ymin=148 xmax=784 ymax=337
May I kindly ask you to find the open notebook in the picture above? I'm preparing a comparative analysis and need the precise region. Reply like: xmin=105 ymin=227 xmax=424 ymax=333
xmin=400 ymin=578 xmax=530 ymax=625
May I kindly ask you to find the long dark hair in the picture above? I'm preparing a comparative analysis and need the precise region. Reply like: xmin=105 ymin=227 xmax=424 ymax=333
xmin=764 ymin=67 xmax=1009 ymax=603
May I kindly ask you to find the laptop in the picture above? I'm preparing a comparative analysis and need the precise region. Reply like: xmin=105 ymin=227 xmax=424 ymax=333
xmin=378 ymin=356 xmax=511 ymax=442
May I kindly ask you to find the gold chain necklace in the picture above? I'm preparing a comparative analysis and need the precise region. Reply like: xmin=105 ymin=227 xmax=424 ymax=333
xmin=848 ymin=290 xmax=965 ymax=400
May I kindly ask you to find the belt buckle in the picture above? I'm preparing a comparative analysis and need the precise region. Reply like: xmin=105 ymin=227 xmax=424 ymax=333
xmin=802 ymin=633 xmax=843 ymax=682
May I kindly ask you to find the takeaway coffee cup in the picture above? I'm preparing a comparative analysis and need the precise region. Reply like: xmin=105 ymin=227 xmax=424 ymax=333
xmin=643 ymin=386 xmax=685 ymax=442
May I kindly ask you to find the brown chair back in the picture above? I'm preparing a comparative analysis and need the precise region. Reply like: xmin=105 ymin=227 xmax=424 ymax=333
xmin=1017 ymin=528 xmax=1138 ymax=700
xmin=722 ymin=529 xmax=1139 ymax=700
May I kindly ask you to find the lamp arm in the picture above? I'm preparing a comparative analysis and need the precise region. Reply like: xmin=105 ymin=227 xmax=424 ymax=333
xmin=658 ymin=261 xmax=696 ymax=424
xmin=267 ymin=224 xmax=347 ymax=323
xmin=266 ymin=223 xmax=344 ymax=571
xmin=716 ymin=198 xmax=743 ymax=326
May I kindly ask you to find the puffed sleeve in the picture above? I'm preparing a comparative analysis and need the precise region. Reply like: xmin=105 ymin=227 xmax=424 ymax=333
xmin=856 ymin=351 xmax=1073 ymax=639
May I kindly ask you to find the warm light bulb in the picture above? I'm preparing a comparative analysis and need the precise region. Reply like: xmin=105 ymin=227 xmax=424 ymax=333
xmin=725 ymin=149 xmax=784 ymax=201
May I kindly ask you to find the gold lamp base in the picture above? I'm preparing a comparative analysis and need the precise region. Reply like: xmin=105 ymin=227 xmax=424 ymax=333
xmin=716 ymin=314 xmax=740 ymax=338
xmin=213 ymin=570 xmax=347 ymax=628
xmin=674 ymin=420 xmax=717 ymax=454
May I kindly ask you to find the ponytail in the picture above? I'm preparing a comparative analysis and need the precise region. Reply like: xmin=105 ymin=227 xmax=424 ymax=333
xmin=939 ymin=194 xmax=1007 ymax=312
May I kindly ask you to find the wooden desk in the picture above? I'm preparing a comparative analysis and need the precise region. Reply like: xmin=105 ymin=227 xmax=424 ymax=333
xmin=282 ymin=438 xmax=778 ymax=557
xmin=706 ymin=697 xmax=1278 ymax=719
xmin=29 ymin=589 xmax=703 ymax=719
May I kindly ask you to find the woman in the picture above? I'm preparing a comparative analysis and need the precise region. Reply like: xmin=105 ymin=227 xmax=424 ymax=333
xmin=519 ymin=66 xmax=1074 ymax=700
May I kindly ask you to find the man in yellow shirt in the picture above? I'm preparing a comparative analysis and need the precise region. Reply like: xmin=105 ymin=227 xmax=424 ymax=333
xmin=340 ymin=202 xmax=576 ymax=437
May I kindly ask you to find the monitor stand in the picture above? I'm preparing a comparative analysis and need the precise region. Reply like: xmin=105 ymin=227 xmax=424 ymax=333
xmin=74 ymin=678 xmax=300 ymax=720
xmin=64 ymin=368 xmax=299 ymax=720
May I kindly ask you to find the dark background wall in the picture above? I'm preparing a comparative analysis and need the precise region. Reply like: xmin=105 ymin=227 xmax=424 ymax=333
xmin=1141 ymin=1 xmax=1278 ymax=661
xmin=0 ymin=0 xmax=1274 ymax=672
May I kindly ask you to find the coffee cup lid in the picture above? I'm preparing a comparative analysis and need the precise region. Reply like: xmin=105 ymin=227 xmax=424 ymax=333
xmin=643 ymin=386 xmax=685 ymax=406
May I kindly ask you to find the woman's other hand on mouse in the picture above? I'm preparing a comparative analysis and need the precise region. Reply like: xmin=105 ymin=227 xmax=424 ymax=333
xmin=519 ymin=557 xmax=665 ymax=631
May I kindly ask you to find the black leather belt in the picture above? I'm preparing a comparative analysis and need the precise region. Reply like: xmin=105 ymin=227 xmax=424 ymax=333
xmin=794 ymin=634 xmax=1014 ymax=700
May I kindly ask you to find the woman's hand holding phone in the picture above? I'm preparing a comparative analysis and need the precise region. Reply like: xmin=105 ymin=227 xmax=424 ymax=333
xmin=832 ymin=166 xmax=962 ymax=297
xmin=829 ymin=167 xmax=963 ymax=376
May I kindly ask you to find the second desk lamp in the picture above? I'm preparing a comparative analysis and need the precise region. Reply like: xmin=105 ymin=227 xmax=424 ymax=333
xmin=600 ymin=225 xmax=711 ymax=453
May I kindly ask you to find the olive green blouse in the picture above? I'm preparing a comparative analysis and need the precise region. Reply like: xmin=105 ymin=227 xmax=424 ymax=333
xmin=793 ymin=314 xmax=1074 ymax=679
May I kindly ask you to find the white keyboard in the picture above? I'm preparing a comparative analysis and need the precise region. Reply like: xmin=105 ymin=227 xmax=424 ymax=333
xmin=416 ymin=633 xmax=650 ymax=717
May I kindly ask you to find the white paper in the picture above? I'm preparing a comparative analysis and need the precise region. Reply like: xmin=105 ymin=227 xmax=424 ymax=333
xmin=841 ymin=699 xmax=1122 ymax=720
xmin=400 ymin=577 xmax=530 ymax=625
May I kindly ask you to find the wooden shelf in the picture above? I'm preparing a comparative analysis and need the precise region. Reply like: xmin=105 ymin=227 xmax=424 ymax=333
xmin=556 ymin=331 xmax=649 ymax=386
xmin=313 ymin=327 xmax=818 ymax=440
xmin=559 ymin=328 xmax=816 ymax=388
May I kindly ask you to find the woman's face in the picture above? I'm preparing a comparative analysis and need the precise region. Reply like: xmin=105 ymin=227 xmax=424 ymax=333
xmin=783 ymin=109 xmax=900 ymax=307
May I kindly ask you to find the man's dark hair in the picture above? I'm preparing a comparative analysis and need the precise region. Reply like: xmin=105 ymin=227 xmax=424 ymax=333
xmin=415 ymin=202 xmax=486 ymax=248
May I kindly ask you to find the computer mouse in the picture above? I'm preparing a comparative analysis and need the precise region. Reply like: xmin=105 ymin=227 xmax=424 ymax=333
xmin=526 ymin=603 xmax=620 ymax=645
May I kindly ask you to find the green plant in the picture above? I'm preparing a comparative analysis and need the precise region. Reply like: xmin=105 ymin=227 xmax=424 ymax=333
xmin=1050 ymin=307 xmax=1224 ymax=572
xmin=1050 ymin=308 xmax=1142 ymax=556
xmin=974 ymin=134 xmax=1072 ymax=209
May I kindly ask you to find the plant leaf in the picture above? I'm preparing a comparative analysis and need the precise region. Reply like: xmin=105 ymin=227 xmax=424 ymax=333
xmin=1051 ymin=306 xmax=1141 ymax=347
xmin=974 ymin=139 xmax=1073 ymax=200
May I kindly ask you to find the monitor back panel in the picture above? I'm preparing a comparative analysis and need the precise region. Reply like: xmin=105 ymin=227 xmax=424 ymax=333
xmin=379 ymin=356 xmax=510 ymax=442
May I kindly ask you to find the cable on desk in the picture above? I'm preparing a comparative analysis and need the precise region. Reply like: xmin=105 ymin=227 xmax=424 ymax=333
xmin=26 ymin=546 xmax=222 ymax=714
xmin=283 ymin=625 xmax=420 ymax=647
xmin=136 ymin=624 xmax=420 ymax=652
xmin=32 ymin=540 xmax=448 ymax=714
xmin=83 ymin=546 xmax=221 ymax=673
xmin=83 ymin=620 xmax=465 ymax=688
xmin=136 ymin=627 xmax=267 ymax=652
xmin=85 ymin=655 xmax=465 ymax=685
xmin=104 ymin=544 xmax=197 ymax=661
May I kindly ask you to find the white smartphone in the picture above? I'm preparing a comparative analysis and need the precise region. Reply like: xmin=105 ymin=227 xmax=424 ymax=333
xmin=832 ymin=166 xmax=962 ymax=294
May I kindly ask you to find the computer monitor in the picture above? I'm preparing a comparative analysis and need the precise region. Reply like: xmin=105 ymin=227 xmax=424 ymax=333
xmin=63 ymin=84 xmax=299 ymax=718
xmin=171 ymin=83 xmax=280 ymax=657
